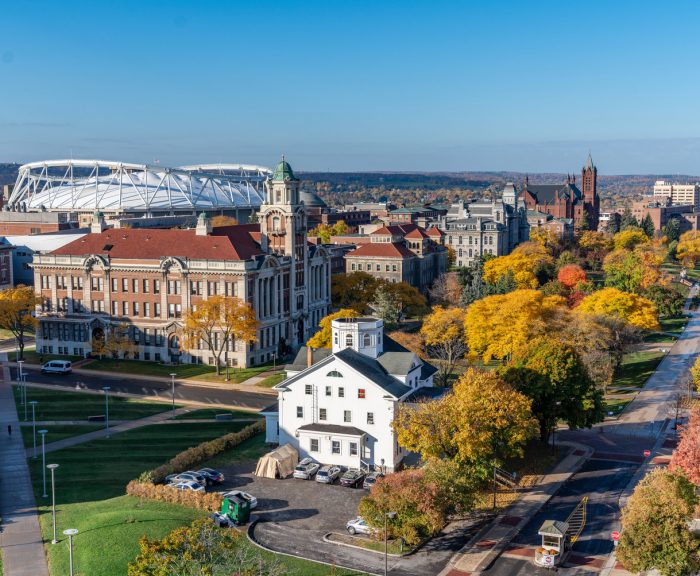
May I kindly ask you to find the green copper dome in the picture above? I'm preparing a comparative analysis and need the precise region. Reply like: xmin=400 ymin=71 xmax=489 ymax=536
xmin=272 ymin=156 xmax=298 ymax=182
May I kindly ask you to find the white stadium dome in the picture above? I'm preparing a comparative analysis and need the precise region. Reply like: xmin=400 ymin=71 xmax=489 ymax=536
xmin=7 ymin=160 xmax=272 ymax=213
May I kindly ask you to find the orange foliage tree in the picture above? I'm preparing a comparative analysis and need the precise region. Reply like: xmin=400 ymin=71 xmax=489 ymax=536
xmin=557 ymin=264 xmax=587 ymax=288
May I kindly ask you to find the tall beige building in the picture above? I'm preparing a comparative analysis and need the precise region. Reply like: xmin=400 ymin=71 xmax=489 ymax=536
xmin=653 ymin=181 xmax=700 ymax=209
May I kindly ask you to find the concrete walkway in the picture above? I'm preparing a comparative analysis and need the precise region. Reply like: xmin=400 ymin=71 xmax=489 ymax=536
xmin=0 ymin=365 xmax=50 ymax=576
xmin=26 ymin=407 xmax=191 ymax=457
xmin=440 ymin=441 xmax=593 ymax=575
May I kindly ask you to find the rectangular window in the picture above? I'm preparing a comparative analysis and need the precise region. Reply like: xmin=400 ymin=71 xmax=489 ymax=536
xmin=143 ymin=302 xmax=150 ymax=317
xmin=305 ymin=384 xmax=313 ymax=395
xmin=111 ymin=301 xmax=118 ymax=315
xmin=332 ymin=441 xmax=340 ymax=454
xmin=358 ymin=389 xmax=366 ymax=399
xmin=143 ymin=279 xmax=149 ymax=293
xmin=310 ymin=438 xmax=319 ymax=452
xmin=133 ymin=302 xmax=140 ymax=316
xmin=122 ymin=301 xmax=129 ymax=315
xmin=153 ymin=279 xmax=160 ymax=294
xmin=132 ymin=279 xmax=138 ymax=293
xmin=343 ymin=410 xmax=351 ymax=423
xmin=296 ymin=406 xmax=303 ymax=418
xmin=349 ymin=442 xmax=358 ymax=456
xmin=367 ymin=412 xmax=374 ymax=425
xmin=319 ymin=408 xmax=327 ymax=421
xmin=122 ymin=278 xmax=128 ymax=292
xmin=111 ymin=278 xmax=118 ymax=292
xmin=207 ymin=281 xmax=218 ymax=296
xmin=338 ymin=387 xmax=344 ymax=398
xmin=325 ymin=386 xmax=331 ymax=396
xmin=154 ymin=303 xmax=161 ymax=317
xmin=351 ymin=263 xmax=356 ymax=271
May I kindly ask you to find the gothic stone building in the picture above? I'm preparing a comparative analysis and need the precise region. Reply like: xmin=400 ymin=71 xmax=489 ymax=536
xmin=445 ymin=183 xmax=529 ymax=268
xmin=519 ymin=154 xmax=600 ymax=231
xmin=31 ymin=159 xmax=331 ymax=367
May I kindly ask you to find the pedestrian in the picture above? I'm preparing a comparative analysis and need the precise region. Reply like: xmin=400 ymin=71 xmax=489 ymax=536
xmin=7 ymin=424 xmax=11 ymax=437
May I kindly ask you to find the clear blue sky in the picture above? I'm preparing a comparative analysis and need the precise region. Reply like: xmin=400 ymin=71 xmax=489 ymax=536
xmin=1 ymin=0 xmax=699 ymax=173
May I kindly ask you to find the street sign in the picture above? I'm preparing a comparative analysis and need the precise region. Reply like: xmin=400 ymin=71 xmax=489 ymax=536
xmin=611 ymin=531 xmax=620 ymax=541
xmin=643 ymin=450 xmax=651 ymax=457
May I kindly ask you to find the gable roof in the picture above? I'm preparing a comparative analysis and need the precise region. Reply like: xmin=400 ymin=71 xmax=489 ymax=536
xmin=426 ymin=226 xmax=445 ymax=237
xmin=521 ymin=183 xmax=582 ymax=205
xmin=334 ymin=348 xmax=411 ymax=398
xmin=344 ymin=242 xmax=416 ymax=259
xmin=404 ymin=227 xmax=429 ymax=239
xmin=370 ymin=223 xmax=418 ymax=236
xmin=52 ymin=224 xmax=263 ymax=261
xmin=286 ymin=346 xmax=333 ymax=371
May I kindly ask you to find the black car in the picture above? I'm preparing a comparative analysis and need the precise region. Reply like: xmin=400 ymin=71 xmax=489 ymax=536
xmin=197 ymin=468 xmax=225 ymax=485
xmin=339 ymin=468 xmax=366 ymax=488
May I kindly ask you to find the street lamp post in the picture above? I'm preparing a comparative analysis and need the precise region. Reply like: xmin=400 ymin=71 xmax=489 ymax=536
xmin=17 ymin=359 xmax=24 ymax=407
xmin=38 ymin=429 xmax=48 ymax=497
xmin=47 ymin=463 xmax=59 ymax=543
xmin=102 ymin=386 xmax=111 ymax=438
xmin=170 ymin=373 xmax=176 ymax=414
xmin=29 ymin=401 xmax=38 ymax=457
xmin=272 ymin=352 xmax=276 ymax=372
xmin=63 ymin=528 xmax=78 ymax=576
xmin=384 ymin=511 xmax=397 ymax=576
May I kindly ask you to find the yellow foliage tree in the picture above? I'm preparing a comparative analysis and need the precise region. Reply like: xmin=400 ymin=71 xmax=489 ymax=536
xmin=179 ymin=296 xmax=257 ymax=375
xmin=210 ymin=215 xmax=238 ymax=227
xmin=464 ymin=289 xmax=568 ymax=363
xmin=579 ymin=230 xmax=614 ymax=253
xmin=393 ymin=368 xmax=537 ymax=467
xmin=307 ymin=308 xmax=360 ymax=348
xmin=0 ymin=285 xmax=39 ymax=361
xmin=576 ymin=288 xmax=659 ymax=330
xmin=420 ymin=306 xmax=468 ymax=385
xmin=529 ymin=227 xmax=558 ymax=252
xmin=613 ymin=227 xmax=650 ymax=250
xmin=676 ymin=230 xmax=700 ymax=267
xmin=103 ymin=322 xmax=137 ymax=360
xmin=483 ymin=242 xmax=553 ymax=289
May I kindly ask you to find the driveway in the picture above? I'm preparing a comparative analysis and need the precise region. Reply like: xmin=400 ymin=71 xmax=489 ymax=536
xmin=216 ymin=462 xmax=473 ymax=576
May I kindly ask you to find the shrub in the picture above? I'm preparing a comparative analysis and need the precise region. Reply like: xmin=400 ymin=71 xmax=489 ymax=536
xmin=147 ymin=419 xmax=265 ymax=483
xmin=126 ymin=480 xmax=222 ymax=511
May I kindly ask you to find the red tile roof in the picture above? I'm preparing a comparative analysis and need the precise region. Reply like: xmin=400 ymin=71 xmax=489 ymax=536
xmin=345 ymin=242 xmax=416 ymax=259
xmin=404 ymin=227 xmax=429 ymax=239
xmin=426 ymin=226 xmax=445 ymax=237
xmin=370 ymin=223 xmax=418 ymax=236
xmin=52 ymin=225 xmax=263 ymax=261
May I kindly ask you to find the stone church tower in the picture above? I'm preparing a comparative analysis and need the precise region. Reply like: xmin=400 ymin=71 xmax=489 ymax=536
xmin=259 ymin=157 xmax=311 ymax=345
xmin=581 ymin=153 xmax=600 ymax=230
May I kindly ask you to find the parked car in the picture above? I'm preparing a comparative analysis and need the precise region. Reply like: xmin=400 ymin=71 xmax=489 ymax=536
xmin=169 ymin=481 xmax=205 ymax=492
xmin=346 ymin=516 xmax=372 ymax=535
xmin=363 ymin=471 xmax=384 ymax=490
xmin=293 ymin=457 xmax=320 ymax=480
xmin=221 ymin=490 xmax=258 ymax=509
xmin=340 ymin=468 xmax=366 ymax=488
xmin=41 ymin=360 xmax=72 ymax=374
xmin=197 ymin=468 xmax=225 ymax=485
xmin=315 ymin=465 xmax=342 ymax=484
xmin=165 ymin=471 xmax=206 ymax=485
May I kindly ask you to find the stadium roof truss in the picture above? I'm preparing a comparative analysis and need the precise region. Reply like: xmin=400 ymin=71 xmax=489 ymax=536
xmin=8 ymin=160 xmax=272 ymax=213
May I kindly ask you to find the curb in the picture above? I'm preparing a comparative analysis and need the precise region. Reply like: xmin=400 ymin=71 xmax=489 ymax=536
xmin=246 ymin=518 xmax=381 ymax=576
xmin=322 ymin=532 xmax=409 ymax=557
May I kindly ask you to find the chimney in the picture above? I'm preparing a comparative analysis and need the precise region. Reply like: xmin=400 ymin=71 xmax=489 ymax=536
xmin=307 ymin=346 xmax=313 ymax=368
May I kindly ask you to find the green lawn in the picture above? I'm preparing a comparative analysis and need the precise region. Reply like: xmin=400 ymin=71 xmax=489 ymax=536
xmin=659 ymin=316 xmax=690 ymax=335
xmin=643 ymin=332 xmax=677 ymax=344
xmin=604 ymin=397 xmax=632 ymax=417
xmin=256 ymin=372 xmax=286 ymax=388
xmin=84 ymin=358 xmax=274 ymax=384
xmin=174 ymin=408 xmax=262 ymax=420
xmin=26 ymin=426 xmax=355 ymax=576
xmin=612 ymin=350 xmax=666 ymax=389
xmin=8 ymin=347 xmax=81 ymax=364
xmin=14 ymin=386 xmax=176 ymax=422
xmin=202 ymin=433 xmax=270 ymax=468
xmin=20 ymin=424 xmax=101 ymax=447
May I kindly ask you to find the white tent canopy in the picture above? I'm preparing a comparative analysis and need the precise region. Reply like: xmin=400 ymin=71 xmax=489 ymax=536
xmin=254 ymin=444 xmax=299 ymax=479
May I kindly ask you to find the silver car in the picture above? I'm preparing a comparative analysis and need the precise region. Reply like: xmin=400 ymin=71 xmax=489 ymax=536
xmin=346 ymin=516 xmax=372 ymax=535
xmin=293 ymin=457 xmax=320 ymax=480
xmin=315 ymin=465 xmax=342 ymax=484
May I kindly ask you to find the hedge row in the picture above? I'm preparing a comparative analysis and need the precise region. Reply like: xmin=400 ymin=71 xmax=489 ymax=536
xmin=146 ymin=419 xmax=266 ymax=484
xmin=126 ymin=480 xmax=222 ymax=511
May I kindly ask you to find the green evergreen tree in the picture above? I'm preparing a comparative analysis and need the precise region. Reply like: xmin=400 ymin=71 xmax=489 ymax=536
xmin=605 ymin=216 xmax=620 ymax=234
xmin=620 ymin=207 xmax=639 ymax=230
xmin=371 ymin=284 xmax=402 ymax=328
xmin=641 ymin=213 xmax=656 ymax=238
xmin=663 ymin=218 xmax=681 ymax=242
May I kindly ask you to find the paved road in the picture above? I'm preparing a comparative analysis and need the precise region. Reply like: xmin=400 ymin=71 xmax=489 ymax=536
xmin=12 ymin=366 xmax=275 ymax=412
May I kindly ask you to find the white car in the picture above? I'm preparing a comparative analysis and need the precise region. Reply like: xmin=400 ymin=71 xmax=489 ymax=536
xmin=221 ymin=490 xmax=258 ymax=509
xmin=293 ymin=457 xmax=320 ymax=480
xmin=346 ymin=516 xmax=373 ymax=535
xmin=315 ymin=465 xmax=342 ymax=484
xmin=169 ymin=481 xmax=205 ymax=492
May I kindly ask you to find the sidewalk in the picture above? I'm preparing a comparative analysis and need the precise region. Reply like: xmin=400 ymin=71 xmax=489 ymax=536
xmin=0 ymin=364 xmax=50 ymax=576
xmin=440 ymin=441 xmax=593 ymax=575
xmin=26 ymin=407 xmax=191 ymax=457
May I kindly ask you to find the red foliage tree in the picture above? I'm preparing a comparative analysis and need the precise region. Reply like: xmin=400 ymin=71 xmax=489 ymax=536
xmin=670 ymin=404 xmax=700 ymax=485
xmin=557 ymin=264 xmax=587 ymax=288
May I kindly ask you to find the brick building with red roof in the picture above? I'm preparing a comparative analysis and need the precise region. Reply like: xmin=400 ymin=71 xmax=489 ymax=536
xmin=344 ymin=224 xmax=447 ymax=290
xmin=31 ymin=159 xmax=331 ymax=368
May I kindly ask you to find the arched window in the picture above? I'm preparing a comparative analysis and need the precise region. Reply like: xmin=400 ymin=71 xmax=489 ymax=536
xmin=345 ymin=333 xmax=353 ymax=348
xmin=363 ymin=333 xmax=371 ymax=347
xmin=272 ymin=216 xmax=280 ymax=231
xmin=326 ymin=370 xmax=343 ymax=378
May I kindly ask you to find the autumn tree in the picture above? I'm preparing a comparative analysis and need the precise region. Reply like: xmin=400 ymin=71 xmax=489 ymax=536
xmin=670 ymin=404 xmax=700 ymax=485
xmin=179 ymin=296 xmax=257 ymax=375
xmin=331 ymin=271 xmax=378 ymax=313
xmin=690 ymin=357 xmax=700 ymax=392
xmin=103 ymin=322 xmax=136 ymax=360
xmin=643 ymin=284 xmax=686 ymax=318
xmin=464 ymin=289 xmax=567 ymax=363
xmin=428 ymin=272 xmax=462 ymax=305
xmin=557 ymin=264 xmax=586 ymax=288
xmin=613 ymin=227 xmax=650 ymax=250
xmin=307 ymin=308 xmax=360 ymax=348
xmin=500 ymin=337 xmax=605 ymax=442
xmin=616 ymin=468 xmax=699 ymax=576
xmin=393 ymin=368 xmax=537 ymax=469
xmin=420 ymin=306 xmax=468 ymax=386
xmin=484 ymin=242 xmax=553 ymax=289
xmin=210 ymin=215 xmax=238 ymax=227
xmin=383 ymin=281 xmax=429 ymax=318
xmin=529 ymin=227 xmax=559 ymax=252
xmin=0 ymin=285 xmax=39 ymax=361
xmin=676 ymin=230 xmax=700 ymax=267
xmin=576 ymin=287 xmax=659 ymax=330
xmin=387 ymin=330 xmax=425 ymax=358
xmin=577 ymin=230 xmax=614 ymax=269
